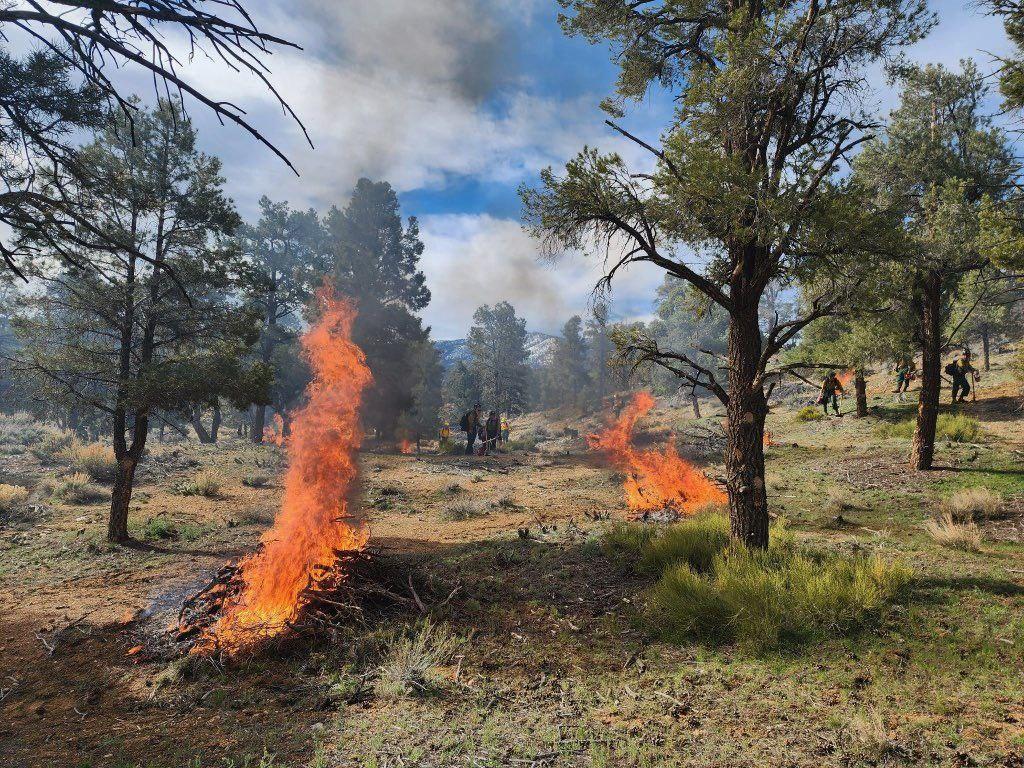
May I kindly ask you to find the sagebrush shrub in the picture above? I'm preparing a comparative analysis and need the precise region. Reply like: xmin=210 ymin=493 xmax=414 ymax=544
xmin=441 ymin=500 xmax=486 ymax=521
xmin=376 ymin=620 xmax=463 ymax=698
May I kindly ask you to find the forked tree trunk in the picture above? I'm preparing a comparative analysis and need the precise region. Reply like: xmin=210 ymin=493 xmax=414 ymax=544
xmin=981 ymin=324 xmax=990 ymax=372
xmin=725 ymin=300 xmax=769 ymax=549
xmin=911 ymin=271 xmax=942 ymax=470
xmin=855 ymin=369 xmax=868 ymax=418
xmin=108 ymin=455 xmax=138 ymax=542
xmin=191 ymin=406 xmax=214 ymax=443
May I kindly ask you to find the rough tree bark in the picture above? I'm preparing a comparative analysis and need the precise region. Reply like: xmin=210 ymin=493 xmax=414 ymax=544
xmin=911 ymin=271 xmax=942 ymax=470
xmin=855 ymin=369 xmax=868 ymax=418
xmin=981 ymin=323 xmax=990 ymax=372
xmin=725 ymin=285 xmax=769 ymax=549
xmin=691 ymin=394 xmax=701 ymax=418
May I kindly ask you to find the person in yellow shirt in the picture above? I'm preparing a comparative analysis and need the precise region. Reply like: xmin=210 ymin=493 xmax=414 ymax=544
xmin=439 ymin=423 xmax=451 ymax=451
xmin=500 ymin=415 xmax=509 ymax=444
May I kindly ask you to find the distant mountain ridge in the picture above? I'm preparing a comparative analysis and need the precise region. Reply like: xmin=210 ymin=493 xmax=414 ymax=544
xmin=435 ymin=331 xmax=558 ymax=369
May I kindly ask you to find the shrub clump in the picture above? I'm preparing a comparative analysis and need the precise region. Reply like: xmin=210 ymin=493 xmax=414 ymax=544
xmin=242 ymin=473 xmax=272 ymax=488
xmin=52 ymin=472 xmax=107 ymax=504
xmin=178 ymin=470 xmax=223 ymax=498
xmin=649 ymin=547 xmax=910 ymax=652
xmin=940 ymin=487 xmax=1002 ymax=521
xmin=0 ymin=484 xmax=30 ymax=515
xmin=72 ymin=443 xmax=118 ymax=482
xmin=376 ymin=619 xmax=463 ymax=698
xmin=924 ymin=512 xmax=982 ymax=552
xmin=441 ymin=500 xmax=487 ymax=521
xmin=30 ymin=431 xmax=75 ymax=463
xmin=795 ymin=406 xmax=824 ymax=422
xmin=139 ymin=516 xmax=205 ymax=541
xmin=640 ymin=516 xmax=911 ymax=653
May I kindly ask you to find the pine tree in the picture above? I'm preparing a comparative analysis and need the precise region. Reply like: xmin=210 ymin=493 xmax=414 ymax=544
xmin=467 ymin=302 xmax=530 ymax=416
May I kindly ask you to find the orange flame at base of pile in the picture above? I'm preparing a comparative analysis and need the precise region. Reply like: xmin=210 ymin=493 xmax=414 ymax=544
xmin=588 ymin=392 xmax=726 ymax=518
xmin=398 ymin=438 xmax=414 ymax=454
xmin=197 ymin=291 xmax=373 ymax=655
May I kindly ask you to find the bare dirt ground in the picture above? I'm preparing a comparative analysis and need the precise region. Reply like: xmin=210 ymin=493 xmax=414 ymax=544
xmin=1 ymin=356 xmax=1023 ymax=768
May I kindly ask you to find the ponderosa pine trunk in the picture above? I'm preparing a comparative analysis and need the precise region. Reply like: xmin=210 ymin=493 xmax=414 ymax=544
xmin=725 ymin=293 xmax=769 ymax=549
xmin=911 ymin=271 xmax=942 ymax=470
xmin=981 ymin=324 xmax=990 ymax=372
xmin=109 ymin=409 xmax=148 ymax=542
xmin=211 ymin=402 xmax=221 ymax=442
xmin=855 ymin=369 xmax=868 ymax=418
xmin=691 ymin=394 xmax=701 ymax=418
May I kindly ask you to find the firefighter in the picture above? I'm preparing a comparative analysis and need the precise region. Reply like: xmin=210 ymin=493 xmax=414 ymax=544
xmin=819 ymin=371 xmax=844 ymax=416
xmin=482 ymin=410 xmax=500 ymax=455
xmin=500 ymin=414 xmax=510 ymax=444
xmin=460 ymin=404 xmax=481 ymax=455
xmin=948 ymin=351 xmax=977 ymax=404
xmin=439 ymin=423 xmax=451 ymax=451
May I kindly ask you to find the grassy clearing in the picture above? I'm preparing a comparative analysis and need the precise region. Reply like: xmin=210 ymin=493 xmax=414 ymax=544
xmin=877 ymin=413 xmax=980 ymax=442
xmin=925 ymin=512 xmax=982 ymax=551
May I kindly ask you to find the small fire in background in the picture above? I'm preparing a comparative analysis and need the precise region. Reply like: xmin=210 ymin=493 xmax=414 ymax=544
xmin=194 ymin=289 xmax=373 ymax=655
xmin=397 ymin=438 xmax=414 ymax=454
xmin=837 ymin=368 xmax=856 ymax=388
xmin=588 ymin=391 xmax=726 ymax=518
xmin=763 ymin=430 xmax=775 ymax=448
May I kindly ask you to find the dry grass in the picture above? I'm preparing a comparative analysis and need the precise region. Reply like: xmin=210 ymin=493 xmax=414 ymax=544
xmin=924 ymin=512 xmax=982 ymax=552
xmin=72 ymin=442 xmax=118 ymax=482
xmin=0 ymin=483 xmax=30 ymax=515
xmin=824 ymin=487 xmax=854 ymax=516
xmin=939 ymin=487 xmax=1002 ymax=522
xmin=441 ymin=500 xmax=487 ymax=521
xmin=178 ymin=470 xmax=223 ymax=498
xmin=52 ymin=472 xmax=107 ymax=504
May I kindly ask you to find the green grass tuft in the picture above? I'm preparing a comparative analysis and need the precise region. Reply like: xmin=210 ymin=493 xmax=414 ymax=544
xmin=877 ymin=413 xmax=980 ymax=442
xmin=638 ymin=512 xmax=730 ymax=575
xmin=795 ymin=406 xmax=824 ymax=422
xmin=645 ymin=540 xmax=911 ymax=653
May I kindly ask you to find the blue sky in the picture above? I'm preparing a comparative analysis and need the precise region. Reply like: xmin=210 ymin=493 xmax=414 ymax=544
xmin=11 ymin=0 xmax=1013 ymax=338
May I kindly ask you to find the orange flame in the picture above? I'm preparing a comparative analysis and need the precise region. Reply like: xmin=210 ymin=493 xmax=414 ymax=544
xmin=837 ymin=368 xmax=855 ymax=388
xmin=588 ymin=392 xmax=725 ymax=517
xmin=398 ymin=438 xmax=414 ymax=454
xmin=200 ymin=290 xmax=372 ymax=654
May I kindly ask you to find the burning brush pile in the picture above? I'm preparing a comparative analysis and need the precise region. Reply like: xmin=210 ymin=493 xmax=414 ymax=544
xmin=171 ymin=290 xmax=378 ymax=658
xmin=589 ymin=392 xmax=725 ymax=520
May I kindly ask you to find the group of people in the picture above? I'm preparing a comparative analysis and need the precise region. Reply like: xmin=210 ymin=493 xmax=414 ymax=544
xmin=439 ymin=405 xmax=511 ymax=456
xmin=817 ymin=350 xmax=980 ymax=415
